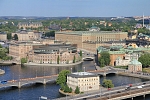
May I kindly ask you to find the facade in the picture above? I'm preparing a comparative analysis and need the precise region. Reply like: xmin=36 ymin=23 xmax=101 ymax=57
xmin=18 ymin=22 xmax=43 ymax=29
xmin=115 ymin=53 xmax=139 ymax=66
xmin=67 ymin=72 xmax=99 ymax=92
xmin=28 ymin=44 xmax=79 ymax=64
xmin=0 ymin=32 xmax=7 ymax=41
xmin=12 ymin=30 xmax=42 ymax=41
xmin=9 ymin=41 xmax=42 ymax=60
xmin=97 ymin=45 xmax=149 ymax=66
xmin=55 ymin=31 xmax=128 ymax=53
xmin=128 ymin=59 xmax=142 ymax=72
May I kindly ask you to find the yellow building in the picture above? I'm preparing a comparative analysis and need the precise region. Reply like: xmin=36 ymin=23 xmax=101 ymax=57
xmin=67 ymin=72 xmax=100 ymax=92
xmin=9 ymin=41 xmax=42 ymax=60
xmin=55 ymin=31 xmax=128 ymax=53
xmin=0 ymin=32 xmax=7 ymax=41
xmin=18 ymin=22 xmax=43 ymax=29
xmin=12 ymin=30 xmax=42 ymax=41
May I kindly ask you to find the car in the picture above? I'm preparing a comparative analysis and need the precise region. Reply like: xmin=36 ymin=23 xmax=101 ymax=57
xmin=1 ymin=80 xmax=7 ymax=84
xmin=137 ymin=86 xmax=142 ymax=89
xmin=125 ymin=86 xmax=130 ymax=90
xmin=143 ymin=82 xmax=146 ymax=85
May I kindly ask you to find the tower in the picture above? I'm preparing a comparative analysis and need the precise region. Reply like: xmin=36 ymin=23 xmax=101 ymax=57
xmin=143 ymin=13 xmax=145 ymax=27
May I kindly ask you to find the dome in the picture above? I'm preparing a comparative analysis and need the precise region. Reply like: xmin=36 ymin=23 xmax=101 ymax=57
xmin=128 ymin=59 xmax=142 ymax=65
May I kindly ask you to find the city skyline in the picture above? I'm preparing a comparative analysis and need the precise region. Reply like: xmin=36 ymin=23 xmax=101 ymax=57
xmin=0 ymin=0 xmax=150 ymax=17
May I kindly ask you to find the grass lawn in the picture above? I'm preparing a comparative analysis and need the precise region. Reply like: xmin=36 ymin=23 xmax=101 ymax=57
xmin=142 ymin=68 xmax=150 ymax=73
xmin=114 ymin=66 xmax=128 ymax=69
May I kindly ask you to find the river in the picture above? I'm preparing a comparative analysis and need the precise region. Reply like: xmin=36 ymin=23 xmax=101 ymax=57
xmin=0 ymin=61 xmax=150 ymax=100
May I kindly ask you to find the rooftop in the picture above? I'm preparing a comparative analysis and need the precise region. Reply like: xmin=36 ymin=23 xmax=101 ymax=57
xmin=68 ymin=72 xmax=98 ymax=78
xmin=128 ymin=59 xmax=142 ymax=65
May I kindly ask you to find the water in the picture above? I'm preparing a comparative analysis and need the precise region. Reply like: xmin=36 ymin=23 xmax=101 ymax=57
xmin=0 ymin=61 xmax=150 ymax=100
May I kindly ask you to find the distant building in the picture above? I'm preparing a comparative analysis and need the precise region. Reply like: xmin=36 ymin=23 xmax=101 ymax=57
xmin=9 ymin=41 xmax=42 ymax=60
xmin=49 ymin=24 xmax=61 ymax=31
xmin=89 ymin=26 xmax=100 ymax=31
xmin=55 ymin=31 xmax=128 ymax=53
xmin=115 ymin=53 xmax=139 ymax=66
xmin=12 ymin=30 xmax=42 ymax=41
xmin=18 ymin=22 xmax=43 ymax=29
xmin=28 ymin=44 xmax=79 ymax=64
xmin=67 ymin=72 xmax=100 ymax=92
xmin=128 ymin=59 xmax=142 ymax=72
xmin=0 ymin=32 xmax=7 ymax=41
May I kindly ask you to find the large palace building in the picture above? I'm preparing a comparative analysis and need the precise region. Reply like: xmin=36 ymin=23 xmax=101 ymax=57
xmin=18 ymin=22 xmax=43 ymax=29
xmin=55 ymin=31 xmax=128 ymax=53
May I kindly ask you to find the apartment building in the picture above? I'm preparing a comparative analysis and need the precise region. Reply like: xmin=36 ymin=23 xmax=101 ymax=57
xmin=67 ymin=72 xmax=100 ymax=92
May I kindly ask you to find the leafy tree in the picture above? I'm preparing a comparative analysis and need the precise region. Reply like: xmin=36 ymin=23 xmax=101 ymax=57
xmin=73 ymin=55 xmax=76 ymax=63
xmin=99 ymin=58 xmax=105 ymax=67
xmin=21 ymin=58 xmax=27 ymax=64
xmin=138 ymin=53 xmax=150 ymax=67
xmin=7 ymin=33 xmax=12 ymax=40
xmin=56 ymin=70 xmax=70 ymax=85
xmin=75 ymin=86 xmax=80 ymax=94
xmin=57 ymin=55 xmax=60 ymax=64
xmin=13 ymin=34 xmax=18 ymax=40
xmin=69 ymin=87 xmax=72 ymax=93
xmin=102 ymin=79 xmax=114 ymax=88
xmin=60 ymin=83 xmax=65 ymax=90
xmin=45 ymin=31 xmax=55 ymax=37
xmin=98 ymin=51 xmax=110 ymax=66
xmin=80 ymin=50 xmax=82 ymax=57
xmin=64 ymin=84 xmax=70 ymax=93
xmin=0 ymin=44 xmax=2 ymax=48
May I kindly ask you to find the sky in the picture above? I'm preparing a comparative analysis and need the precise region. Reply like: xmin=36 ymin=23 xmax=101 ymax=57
xmin=0 ymin=0 xmax=150 ymax=17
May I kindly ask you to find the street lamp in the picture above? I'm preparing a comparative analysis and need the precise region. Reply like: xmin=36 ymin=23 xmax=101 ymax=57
xmin=84 ymin=67 xmax=85 ymax=72
xmin=71 ymin=68 xmax=72 ymax=73
xmin=36 ymin=69 xmax=37 ymax=78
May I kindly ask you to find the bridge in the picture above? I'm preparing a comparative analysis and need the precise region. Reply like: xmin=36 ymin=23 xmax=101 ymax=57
xmin=82 ymin=57 xmax=95 ymax=61
xmin=0 ymin=75 xmax=58 ymax=89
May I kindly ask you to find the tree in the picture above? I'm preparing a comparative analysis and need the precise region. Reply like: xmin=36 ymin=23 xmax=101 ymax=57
xmin=75 ymin=86 xmax=80 ymax=94
xmin=57 ymin=55 xmax=60 ymax=64
xmin=64 ymin=84 xmax=70 ymax=93
xmin=21 ymin=58 xmax=27 ymax=64
xmin=138 ymin=53 xmax=150 ymax=67
xmin=56 ymin=70 xmax=70 ymax=85
xmin=99 ymin=58 xmax=105 ymax=67
xmin=7 ymin=33 xmax=12 ymax=40
xmin=60 ymin=83 xmax=65 ymax=90
xmin=13 ymin=34 xmax=18 ymax=40
xmin=80 ymin=50 xmax=82 ymax=57
xmin=98 ymin=51 xmax=110 ymax=66
xmin=73 ymin=55 xmax=76 ymax=63
xmin=102 ymin=79 xmax=114 ymax=88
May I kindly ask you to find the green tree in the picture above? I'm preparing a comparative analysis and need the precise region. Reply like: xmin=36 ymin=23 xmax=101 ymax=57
xmin=64 ymin=84 xmax=70 ymax=93
xmin=138 ymin=53 xmax=150 ymax=67
xmin=99 ymin=58 xmax=105 ymax=67
xmin=0 ymin=44 xmax=2 ymax=48
xmin=13 ymin=34 xmax=18 ymax=40
xmin=56 ymin=70 xmax=70 ymax=85
xmin=7 ymin=33 xmax=12 ymax=40
xmin=80 ymin=50 xmax=82 ymax=57
xmin=21 ymin=58 xmax=27 ymax=64
xmin=73 ymin=55 xmax=76 ymax=63
xmin=57 ymin=55 xmax=60 ymax=64
xmin=69 ymin=87 xmax=72 ymax=93
xmin=75 ymin=86 xmax=80 ymax=94
xmin=60 ymin=83 xmax=65 ymax=90
xmin=102 ymin=79 xmax=114 ymax=88
xmin=98 ymin=51 xmax=110 ymax=66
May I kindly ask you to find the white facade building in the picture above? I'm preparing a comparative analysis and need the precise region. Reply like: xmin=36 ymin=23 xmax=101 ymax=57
xmin=128 ymin=59 xmax=142 ymax=72
xmin=115 ymin=53 xmax=139 ymax=66
xmin=67 ymin=72 xmax=99 ymax=92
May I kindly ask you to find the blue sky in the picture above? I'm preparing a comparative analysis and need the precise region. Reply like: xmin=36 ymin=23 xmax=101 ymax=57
xmin=0 ymin=0 xmax=150 ymax=17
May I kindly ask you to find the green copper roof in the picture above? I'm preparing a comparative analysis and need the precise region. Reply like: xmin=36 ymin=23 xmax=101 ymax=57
xmin=128 ymin=59 xmax=142 ymax=65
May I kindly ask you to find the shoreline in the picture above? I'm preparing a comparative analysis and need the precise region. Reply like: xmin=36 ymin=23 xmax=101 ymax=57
xmin=23 ymin=61 xmax=83 ymax=67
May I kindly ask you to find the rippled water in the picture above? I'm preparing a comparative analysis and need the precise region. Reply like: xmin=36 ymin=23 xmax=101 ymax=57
xmin=0 ymin=61 xmax=149 ymax=100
